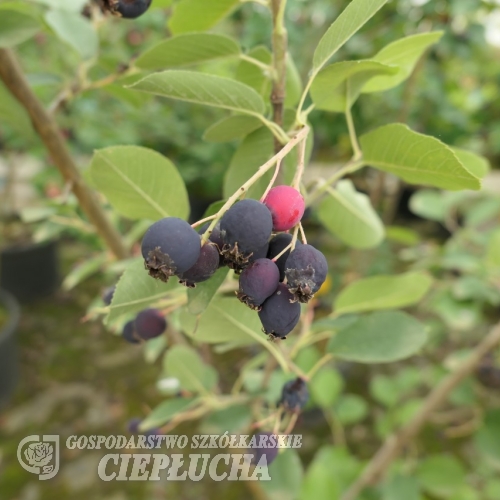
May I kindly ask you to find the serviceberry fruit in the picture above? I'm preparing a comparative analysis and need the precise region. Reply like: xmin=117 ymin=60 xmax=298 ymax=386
xmin=248 ymin=432 xmax=279 ymax=466
xmin=178 ymin=242 xmax=220 ymax=287
xmin=249 ymin=242 xmax=269 ymax=264
xmin=122 ymin=320 xmax=139 ymax=344
xmin=102 ymin=285 xmax=116 ymax=306
xmin=258 ymin=283 xmax=301 ymax=338
xmin=285 ymin=244 xmax=328 ymax=303
xmin=263 ymin=185 xmax=305 ymax=231
xmin=220 ymin=199 xmax=273 ymax=272
xmin=237 ymin=258 xmax=280 ymax=310
xmin=199 ymin=222 xmax=225 ymax=266
xmin=267 ymin=233 xmax=302 ymax=281
xmin=142 ymin=217 xmax=201 ymax=282
xmin=135 ymin=308 xmax=167 ymax=340
xmin=105 ymin=0 xmax=152 ymax=18
xmin=279 ymin=378 xmax=309 ymax=412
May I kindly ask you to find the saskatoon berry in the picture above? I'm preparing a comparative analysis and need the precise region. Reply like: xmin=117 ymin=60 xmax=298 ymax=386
xmin=178 ymin=242 xmax=220 ymax=287
xmin=105 ymin=0 xmax=152 ymax=18
xmin=279 ymin=378 xmax=309 ymax=412
xmin=102 ymin=285 xmax=116 ymax=306
xmin=199 ymin=222 xmax=225 ymax=267
xmin=249 ymin=242 xmax=269 ymax=264
xmin=285 ymin=244 xmax=328 ymax=303
xmin=135 ymin=308 xmax=167 ymax=340
xmin=220 ymin=199 xmax=273 ymax=272
xmin=258 ymin=283 xmax=301 ymax=338
xmin=237 ymin=258 xmax=280 ymax=310
xmin=263 ymin=185 xmax=305 ymax=231
xmin=142 ymin=217 xmax=200 ymax=282
xmin=122 ymin=320 xmax=139 ymax=344
xmin=248 ymin=432 xmax=279 ymax=466
xmin=267 ymin=233 xmax=302 ymax=281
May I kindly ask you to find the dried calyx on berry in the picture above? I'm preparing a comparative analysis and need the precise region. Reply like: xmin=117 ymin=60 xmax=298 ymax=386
xmin=102 ymin=0 xmax=152 ymax=19
xmin=258 ymin=283 xmax=301 ymax=338
xmin=142 ymin=217 xmax=201 ymax=283
xmin=178 ymin=242 xmax=220 ymax=287
xmin=279 ymin=377 xmax=309 ymax=412
xmin=219 ymin=199 xmax=273 ymax=273
xmin=285 ymin=244 xmax=328 ymax=303
xmin=236 ymin=258 xmax=280 ymax=310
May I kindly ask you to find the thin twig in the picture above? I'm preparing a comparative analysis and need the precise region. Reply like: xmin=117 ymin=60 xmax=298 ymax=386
xmin=341 ymin=321 xmax=500 ymax=500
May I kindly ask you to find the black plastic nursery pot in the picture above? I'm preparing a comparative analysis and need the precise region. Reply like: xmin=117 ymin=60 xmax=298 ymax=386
xmin=0 ymin=289 xmax=20 ymax=407
xmin=0 ymin=239 xmax=60 ymax=303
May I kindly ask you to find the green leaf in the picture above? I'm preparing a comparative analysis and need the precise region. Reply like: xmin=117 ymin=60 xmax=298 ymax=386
xmin=417 ymin=455 xmax=466 ymax=498
xmin=90 ymin=146 xmax=189 ymax=221
xmin=45 ymin=9 xmax=98 ymax=60
xmin=475 ymin=410 xmax=500 ymax=463
xmin=311 ymin=60 xmax=398 ymax=112
xmin=285 ymin=54 xmax=303 ymax=107
xmin=328 ymin=311 xmax=428 ymax=363
xmin=261 ymin=449 xmax=303 ymax=500
xmin=452 ymin=147 xmax=490 ymax=179
xmin=135 ymin=33 xmax=240 ymax=71
xmin=31 ymin=0 xmax=87 ymax=10
xmin=179 ymin=296 xmax=261 ymax=345
xmin=62 ymin=254 xmax=108 ymax=291
xmin=299 ymin=447 xmax=361 ymax=500
xmin=201 ymin=405 xmax=252 ymax=434
xmin=163 ymin=345 xmax=218 ymax=393
xmin=312 ymin=0 xmax=388 ymax=73
xmin=143 ymin=335 xmax=168 ymax=364
xmin=168 ymin=0 xmax=239 ymax=34
xmin=235 ymin=46 xmax=272 ymax=98
xmin=139 ymin=398 xmax=198 ymax=431
xmin=383 ymin=475 xmax=421 ymax=500
xmin=317 ymin=179 xmax=385 ymax=249
xmin=187 ymin=268 xmax=229 ymax=316
xmin=362 ymin=31 xmax=443 ymax=93
xmin=487 ymin=229 xmax=500 ymax=268
xmin=310 ymin=367 xmax=344 ymax=408
xmin=0 ymin=80 xmax=34 ymax=138
xmin=0 ymin=9 xmax=39 ymax=47
xmin=108 ymin=259 xmax=182 ymax=323
xmin=203 ymin=115 xmax=262 ymax=143
xmin=409 ymin=189 xmax=447 ymax=221
xmin=334 ymin=271 xmax=433 ymax=315
xmin=360 ymin=124 xmax=482 ymax=191
xmin=335 ymin=395 xmax=368 ymax=425
xmin=129 ymin=70 xmax=265 ymax=116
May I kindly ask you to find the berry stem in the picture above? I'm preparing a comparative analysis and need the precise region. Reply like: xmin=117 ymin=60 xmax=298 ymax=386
xmin=283 ymin=412 xmax=299 ymax=435
xmin=298 ymin=222 xmax=307 ymax=244
xmin=260 ymin=158 xmax=282 ymax=202
xmin=201 ymin=126 xmax=309 ymax=245
xmin=345 ymin=81 xmax=362 ymax=161
xmin=191 ymin=214 xmax=217 ymax=229
xmin=291 ymin=133 xmax=307 ymax=189
xmin=239 ymin=54 xmax=275 ymax=75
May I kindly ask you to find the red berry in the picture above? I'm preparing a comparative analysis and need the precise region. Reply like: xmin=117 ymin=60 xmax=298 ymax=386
xmin=263 ymin=186 xmax=305 ymax=231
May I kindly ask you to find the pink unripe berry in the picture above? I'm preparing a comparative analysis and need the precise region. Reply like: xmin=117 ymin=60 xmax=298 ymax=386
xmin=263 ymin=185 xmax=305 ymax=232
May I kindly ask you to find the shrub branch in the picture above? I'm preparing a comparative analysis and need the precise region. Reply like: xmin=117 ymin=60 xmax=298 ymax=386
xmin=0 ymin=48 xmax=129 ymax=260
xmin=341 ymin=320 xmax=500 ymax=500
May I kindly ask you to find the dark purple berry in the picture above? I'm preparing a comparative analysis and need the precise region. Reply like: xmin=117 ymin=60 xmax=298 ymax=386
xmin=142 ymin=217 xmax=201 ymax=282
xmin=258 ymin=283 xmax=301 ymax=338
xmin=285 ymin=244 xmax=328 ymax=303
xmin=106 ymin=0 xmax=152 ymax=19
xmin=122 ymin=320 xmax=140 ymax=344
xmin=135 ymin=309 xmax=167 ymax=340
xmin=178 ymin=242 xmax=220 ymax=287
xmin=102 ymin=285 xmax=116 ymax=306
xmin=249 ymin=242 xmax=269 ymax=263
xmin=267 ymin=234 xmax=302 ymax=281
xmin=220 ymin=199 xmax=273 ymax=272
xmin=248 ymin=432 xmax=279 ymax=466
xmin=237 ymin=258 xmax=280 ymax=310
xmin=127 ymin=418 xmax=160 ymax=447
xmin=199 ymin=222 xmax=224 ymax=251
xmin=279 ymin=378 xmax=309 ymax=412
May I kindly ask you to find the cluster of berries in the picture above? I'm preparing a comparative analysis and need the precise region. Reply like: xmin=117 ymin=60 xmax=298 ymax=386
xmin=101 ymin=0 xmax=152 ymax=19
xmin=141 ymin=185 xmax=328 ymax=339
